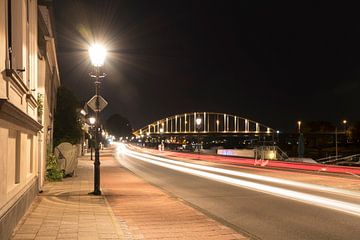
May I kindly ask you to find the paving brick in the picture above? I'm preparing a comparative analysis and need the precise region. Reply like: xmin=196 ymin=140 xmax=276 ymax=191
xmin=11 ymin=147 xmax=249 ymax=240
xmin=11 ymin=152 xmax=125 ymax=240
xmin=34 ymin=237 xmax=57 ymax=240
xmin=101 ymin=147 xmax=248 ymax=240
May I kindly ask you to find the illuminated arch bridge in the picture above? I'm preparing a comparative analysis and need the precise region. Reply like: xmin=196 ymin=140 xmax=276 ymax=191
xmin=133 ymin=112 xmax=274 ymax=137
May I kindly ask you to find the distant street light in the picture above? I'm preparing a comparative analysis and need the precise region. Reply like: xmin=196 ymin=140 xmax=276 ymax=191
xmin=89 ymin=117 xmax=96 ymax=125
xmin=159 ymin=127 xmax=164 ymax=150
xmin=80 ymin=109 xmax=87 ymax=116
xmin=88 ymin=117 xmax=96 ymax=161
xmin=297 ymin=121 xmax=304 ymax=158
xmin=335 ymin=127 xmax=338 ymax=159
xmin=89 ymin=43 xmax=106 ymax=196
xmin=343 ymin=119 xmax=348 ymax=143
xmin=196 ymin=118 xmax=202 ymax=152
xmin=343 ymin=120 xmax=347 ymax=133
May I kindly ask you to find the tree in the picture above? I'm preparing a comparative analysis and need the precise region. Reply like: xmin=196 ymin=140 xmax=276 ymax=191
xmin=302 ymin=121 xmax=335 ymax=133
xmin=53 ymin=87 xmax=83 ymax=147
xmin=348 ymin=122 xmax=360 ymax=143
xmin=300 ymin=121 xmax=335 ymax=148
xmin=105 ymin=114 xmax=133 ymax=138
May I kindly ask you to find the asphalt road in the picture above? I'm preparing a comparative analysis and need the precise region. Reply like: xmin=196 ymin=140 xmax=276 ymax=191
xmin=115 ymin=146 xmax=360 ymax=240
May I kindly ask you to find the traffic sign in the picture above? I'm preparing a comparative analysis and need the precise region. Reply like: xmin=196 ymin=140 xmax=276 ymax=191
xmin=87 ymin=95 xmax=108 ymax=112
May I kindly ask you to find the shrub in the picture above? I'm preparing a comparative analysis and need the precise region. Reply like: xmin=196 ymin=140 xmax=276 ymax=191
xmin=46 ymin=154 xmax=63 ymax=181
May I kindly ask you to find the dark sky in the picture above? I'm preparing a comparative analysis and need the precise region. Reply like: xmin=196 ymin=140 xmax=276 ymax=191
xmin=53 ymin=1 xmax=360 ymax=132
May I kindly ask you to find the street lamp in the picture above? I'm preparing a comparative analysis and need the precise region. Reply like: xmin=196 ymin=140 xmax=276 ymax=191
xmin=159 ymin=127 xmax=164 ymax=151
xmin=297 ymin=121 xmax=301 ymax=133
xmin=89 ymin=43 xmax=106 ymax=196
xmin=89 ymin=116 xmax=96 ymax=125
xmin=89 ymin=44 xmax=106 ymax=67
xmin=80 ymin=109 xmax=87 ymax=116
xmin=343 ymin=119 xmax=348 ymax=143
xmin=342 ymin=120 xmax=347 ymax=133
xmin=196 ymin=118 xmax=202 ymax=152
xmin=88 ymin=117 xmax=96 ymax=161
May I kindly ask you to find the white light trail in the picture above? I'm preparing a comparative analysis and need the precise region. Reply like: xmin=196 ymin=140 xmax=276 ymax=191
xmin=126 ymin=147 xmax=360 ymax=199
xmin=117 ymin=144 xmax=360 ymax=217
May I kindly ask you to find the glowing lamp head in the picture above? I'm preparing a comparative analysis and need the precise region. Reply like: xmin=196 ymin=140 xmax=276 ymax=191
xmin=89 ymin=117 xmax=96 ymax=125
xmin=89 ymin=44 xmax=106 ymax=67
xmin=343 ymin=120 xmax=347 ymax=124
xmin=196 ymin=118 xmax=202 ymax=126
xmin=80 ymin=109 xmax=87 ymax=116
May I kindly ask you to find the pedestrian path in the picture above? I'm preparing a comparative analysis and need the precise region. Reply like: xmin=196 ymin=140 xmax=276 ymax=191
xmin=11 ymin=154 xmax=124 ymax=240
xmin=101 ymin=150 xmax=247 ymax=240
xmin=11 ymin=147 xmax=248 ymax=240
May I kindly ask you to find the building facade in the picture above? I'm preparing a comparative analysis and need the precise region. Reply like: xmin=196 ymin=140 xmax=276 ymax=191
xmin=37 ymin=0 xmax=60 ymax=191
xmin=0 ymin=1 xmax=59 ymax=239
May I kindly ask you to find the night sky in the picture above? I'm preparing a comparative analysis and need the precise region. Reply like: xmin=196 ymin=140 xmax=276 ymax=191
xmin=53 ymin=1 xmax=360 ymax=132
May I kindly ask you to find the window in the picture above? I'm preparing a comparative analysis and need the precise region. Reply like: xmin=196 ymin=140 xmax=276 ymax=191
xmin=8 ymin=129 xmax=21 ymax=185
xmin=8 ymin=0 xmax=27 ymax=81
xmin=7 ymin=0 xmax=12 ymax=69
xmin=26 ymin=0 xmax=30 ymax=88
xmin=27 ymin=134 xmax=33 ymax=174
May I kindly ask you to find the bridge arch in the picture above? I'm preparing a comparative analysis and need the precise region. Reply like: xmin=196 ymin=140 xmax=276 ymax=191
xmin=133 ymin=112 xmax=274 ymax=137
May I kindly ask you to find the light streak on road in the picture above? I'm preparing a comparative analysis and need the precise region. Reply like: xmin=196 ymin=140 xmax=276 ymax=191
xmin=126 ymin=146 xmax=360 ymax=199
xmin=117 ymin=143 xmax=360 ymax=217
xmin=130 ymin=145 xmax=360 ymax=175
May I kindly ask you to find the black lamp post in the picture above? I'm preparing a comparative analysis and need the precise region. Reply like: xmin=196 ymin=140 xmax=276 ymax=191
xmin=89 ymin=44 xmax=106 ymax=196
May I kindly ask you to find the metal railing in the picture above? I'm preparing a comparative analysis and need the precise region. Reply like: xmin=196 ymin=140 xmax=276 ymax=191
xmin=317 ymin=155 xmax=342 ymax=164
xmin=317 ymin=154 xmax=360 ymax=166
xmin=333 ymin=154 xmax=360 ymax=166
xmin=254 ymin=146 xmax=288 ymax=161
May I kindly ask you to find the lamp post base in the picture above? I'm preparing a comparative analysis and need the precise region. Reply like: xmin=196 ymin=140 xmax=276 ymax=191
xmin=88 ymin=190 xmax=101 ymax=195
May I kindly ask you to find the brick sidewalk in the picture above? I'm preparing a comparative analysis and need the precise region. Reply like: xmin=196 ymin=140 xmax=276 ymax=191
xmin=101 ymin=149 xmax=247 ymax=240
xmin=11 ymin=148 xmax=247 ymax=240
xmin=11 ymin=154 xmax=125 ymax=240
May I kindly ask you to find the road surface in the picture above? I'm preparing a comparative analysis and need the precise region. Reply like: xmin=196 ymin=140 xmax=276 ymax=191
xmin=115 ymin=144 xmax=360 ymax=240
